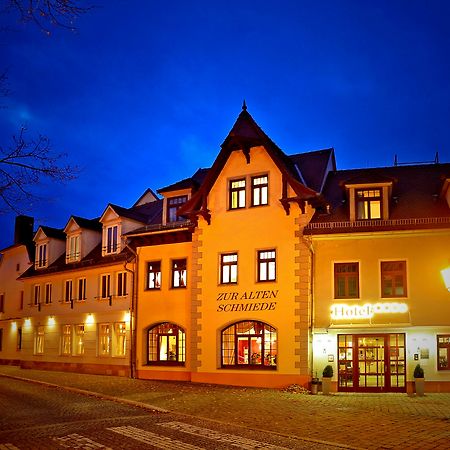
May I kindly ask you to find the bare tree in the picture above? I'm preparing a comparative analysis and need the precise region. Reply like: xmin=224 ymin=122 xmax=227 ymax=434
xmin=3 ymin=0 xmax=92 ymax=34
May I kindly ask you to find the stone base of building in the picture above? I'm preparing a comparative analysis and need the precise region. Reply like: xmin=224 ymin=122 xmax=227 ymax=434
xmin=406 ymin=380 xmax=450 ymax=394
xmin=136 ymin=369 xmax=191 ymax=382
xmin=20 ymin=360 xmax=130 ymax=377
xmin=0 ymin=359 xmax=21 ymax=366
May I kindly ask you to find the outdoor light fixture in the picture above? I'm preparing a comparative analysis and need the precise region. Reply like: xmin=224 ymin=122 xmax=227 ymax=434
xmin=86 ymin=313 xmax=95 ymax=324
xmin=441 ymin=266 xmax=450 ymax=292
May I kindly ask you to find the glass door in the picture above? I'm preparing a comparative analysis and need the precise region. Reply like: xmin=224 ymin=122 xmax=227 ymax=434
xmin=357 ymin=336 xmax=385 ymax=390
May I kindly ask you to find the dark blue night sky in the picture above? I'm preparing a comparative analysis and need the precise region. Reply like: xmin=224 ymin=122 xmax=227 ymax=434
xmin=1 ymin=0 xmax=450 ymax=249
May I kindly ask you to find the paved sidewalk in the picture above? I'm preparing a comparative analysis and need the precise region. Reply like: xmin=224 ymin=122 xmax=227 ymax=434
xmin=1 ymin=365 xmax=449 ymax=450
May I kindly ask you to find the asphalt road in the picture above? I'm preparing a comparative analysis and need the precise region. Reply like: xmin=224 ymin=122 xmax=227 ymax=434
xmin=0 ymin=378 xmax=344 ymax=450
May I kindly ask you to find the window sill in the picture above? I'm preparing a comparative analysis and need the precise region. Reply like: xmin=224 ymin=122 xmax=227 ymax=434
xmin=145 ymin=361 xmax=185 ymax=367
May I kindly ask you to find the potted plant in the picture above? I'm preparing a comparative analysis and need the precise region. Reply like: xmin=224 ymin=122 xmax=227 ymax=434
xmin=322 ymin=364 xmax=333 ymax=395
xmin=414 ymin=364 xmax=425 ymax=396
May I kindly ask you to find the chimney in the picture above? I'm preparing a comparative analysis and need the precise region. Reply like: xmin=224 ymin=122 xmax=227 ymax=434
xmin=14 ymin=215 xmax=34 ymax=244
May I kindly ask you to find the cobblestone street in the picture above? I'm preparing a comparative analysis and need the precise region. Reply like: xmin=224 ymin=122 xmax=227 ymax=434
xmin=1 ymin=366 xmax=449 ymax=449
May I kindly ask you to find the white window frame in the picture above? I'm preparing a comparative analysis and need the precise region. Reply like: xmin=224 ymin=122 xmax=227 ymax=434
xmin=64 ymin=279 xmax=73 ymax=304
xmin=116 ymin=272 xmax=127 ymax=297
xmin=100 ymin=274 xmax=111 ymax=300
xmin=98 ymin=323 xmax=111 ymax=356
xmin=66 ymin=234 xmax=81 ymax=263
xmin=104 ymin=224 xmax=120 ymax=255
xmin=114 ymin=322 xmax=127 ymax=357
xmin=77 ymin=277 xmax=87 ymax=301
xmin=61 ymin=324 xmax=72 ymax=355
xmin=73 ymin=324 xmax=85 ymax=356
xmin=34 ymin=326 xmax=45 ymax=354
xmin=36 ymin=243 xmax=48 ymax=268
xmin=44 ymin=283 xmax=52 ymax=305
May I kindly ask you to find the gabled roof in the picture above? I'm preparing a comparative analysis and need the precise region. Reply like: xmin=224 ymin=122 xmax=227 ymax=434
xmin=64 ymin=216 xmax=102 ymax=233
xmin=157 ymin=168 xmax=210 ymax=194
xmin=179 ymin=107 xmax=323 ymax=220
xmin=35 ymin=226 xmax=66 ymax=241
xmin=132 ymin=188 xmax=159 ymax=207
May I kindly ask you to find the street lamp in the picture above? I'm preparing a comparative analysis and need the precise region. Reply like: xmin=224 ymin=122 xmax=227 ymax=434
xmin=441 ymin=266 xmax=450 ymax=292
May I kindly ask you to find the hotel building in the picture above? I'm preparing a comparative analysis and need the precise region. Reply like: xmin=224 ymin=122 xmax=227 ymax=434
xmin=1 ymin=106 xmax=449 ymax=393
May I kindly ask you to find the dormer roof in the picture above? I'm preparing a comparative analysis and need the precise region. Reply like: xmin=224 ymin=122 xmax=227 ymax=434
xmin=157 ymin=168 xmax=209 ymax=194
xmin=64 ymin=216 xmax=102 ymax=233
xmin=132 ymin=188 xmax=159 ymax=207
xmin=34 ymin=225 xmax=65 ymax=242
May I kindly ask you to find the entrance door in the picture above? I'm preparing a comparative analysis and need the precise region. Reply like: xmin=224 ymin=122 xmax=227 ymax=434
xmin=338 ymin=333 xmax=406 ymax=392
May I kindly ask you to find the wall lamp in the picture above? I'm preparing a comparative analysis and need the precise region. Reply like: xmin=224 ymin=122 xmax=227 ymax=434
xmin=441 ymin=266 xmax=450 ymax=292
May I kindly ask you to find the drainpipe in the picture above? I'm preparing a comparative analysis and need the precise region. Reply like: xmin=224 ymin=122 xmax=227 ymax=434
xmin=124 ymin=243 xmax=138 ymax=379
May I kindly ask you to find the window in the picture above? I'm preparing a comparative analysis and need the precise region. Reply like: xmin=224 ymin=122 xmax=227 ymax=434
xmin=44 ymin=283 xmax=52 ymax=304
xmin=105 ymin=225 xmax=119 ymax=254
xmin=0 ymin=293 xmax=4 ymax=313
xmin=67 ymin=235 xmax=80 ymax=262
xmin=17 ymin=327 xmax=22 ymax=350
xmin=220 ymin=253 xmax=238 ymax=284
xmin=98 ymin=323 xmax=111 ymax=356
xmin=147 ymin=322 xmax=185 ymax=365
xmin=33 ymin=284 xmax=41 ymax=306
xmin=257 ymin=250 xmax=276 ymax=282
xmin=100 ymin=274 xmax=111 ymax=299
xmin=117 ymin=272 xmax=127 ymax=297
xmin=35 ymin=326 xmax=45 ymax=354
xmin=74 ymin=324 xmax=85 ymax=356
xmin=114 ymin=322 xmax=126 ymax=357
xmin=251 ymin=175 xmax=268 ymax=206
xmin=147 ymin=261 xmax=161 ymax=289
xmin=167 ymin=196 xmax=188 ymax=223
xmin=36 ymin=243 xmax=47 ymax=268
xmin=356 ymin=189 xmax=381 ymax=220
xmin=221 ymin=321 xmax=277 ymax=369
xmin=172 ymin=259 xmax=187 ymax=288
xmin=0 ymin=328 xmax=2 ymax=352
xmin=19 ymin=291 xmax=24 ymax=310
xmin=381 ymin=261 xmax=407 ymax=297
xmin=229 ymin=179 xmax=246 ymax=209
xmin=77 ymin=278 xmax=86 ymax=301
xmin=61 ymin=325 xmax=72 ymax=355
xmin=438 ymin=335 xmax=450 ymax=370
xmin=334 ymin=263 xmax=359 ymax=298
xmin=64 ymin=280 xmax=73 ymax=303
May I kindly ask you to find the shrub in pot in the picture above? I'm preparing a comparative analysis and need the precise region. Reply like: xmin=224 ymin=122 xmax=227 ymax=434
xmin=414 ymin=364 xmax=425 ymax=396
xmin=322 ymin=365 xmax=333 ymax=395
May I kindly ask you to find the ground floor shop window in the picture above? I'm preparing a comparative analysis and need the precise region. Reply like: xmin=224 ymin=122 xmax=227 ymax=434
xmin=147 ymin=322 xmax=185 ymax=365
xmin=114 ymin=322 xmax=126 ymax=357
xmin=221 ymin=320 xmax=277 ymax=369
xmin=74 ymin=324 xmax=85 ymax=356
xmin=34 ymin=326 xmax=45 ymax=354
xmin=98 ymin=323 xmax=111 ymax=356
xmin=437 ymin=335 xmax=450 ymax=370
xmin=61 ymin=325 xmax=72 ymax=355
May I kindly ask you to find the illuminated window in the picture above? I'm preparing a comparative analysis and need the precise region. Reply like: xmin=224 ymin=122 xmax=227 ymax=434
xmin=220 ymin=253 xmax=238 ymax=284
xmin=381 ymin=261 xmax=407 ymax=297
xmin=61 ymin=325 xmax=72 ymax=355
xmin=258 ymin=250 xmax=276 ymax=282
xmin=74 ymin=324 xmax=84 ymax=356
xmin=116 ymin=272 xmax=127 ymax=297
xmin=167 ymin=196 xmax=188 ymax=223
xmin=437 ymin=335 xmax=450 ymax=370
xmin=67 ymin=235 xmax=80 ymax=262
xmin=104 ymin=225 xmax=119 ymax=254
xmin=36 ymin=243 xmax=47 ymax=268
xmin=147 ymin=322 xmax=185 ymax=365
xmin=35 ymin=326 xmax=45 ymax=354
xmin=98 ymin=323 xmax=111 ymax=356
xmin=334 ymin=263 xmax=359 ymax=298
xmin=147 ymin=261 xmax=161 ymax=289
xmin=221 ymin=321 xmax=277 ymax=369
xmin=114 ymin=322 xmax=126 ymax=357
xmin=251 ymin=175 xmax=268 ymax=206
xmin=77 ymin=278 xmax=86 ymax=301
xmin=356 ymin=189 xmax=381 ymax=220
xmin=64 ymin=280 xmax=73 ymax=303
xmin=100 ymin=274 xmax=111 ymax=299
xmin=229 ymin=179 xmax=246 ymax=209
xmin=172 ymin=259 xmax=187 ymax=288
xmin=44 ymin=283 xmax=52 ymax=304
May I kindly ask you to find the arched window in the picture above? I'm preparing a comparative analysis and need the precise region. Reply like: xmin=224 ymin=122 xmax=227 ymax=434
xmin=221 ymin=321 xmax=277 ymax=369
xmin=147 ymin=322 xmax=185 ymax=365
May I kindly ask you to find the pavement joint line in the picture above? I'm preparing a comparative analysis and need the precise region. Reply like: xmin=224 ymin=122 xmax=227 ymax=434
xmin=0 ymin=372 xmax=364 ymax=450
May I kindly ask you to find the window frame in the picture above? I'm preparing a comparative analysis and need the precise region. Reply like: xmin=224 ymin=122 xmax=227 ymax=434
xmin=334 ymin=262 xmax=360 ymax=299
xmin=116 ymin=272 xmax=127 ymax=297
xmin=114 ymin=322 xmax=127 ymax=357
xmin=229 ymin=178 xmax=246 ymax=210
xmin=44 ymin=283 xmax=52 ymax=304
xmin=61 ymin=324 xmax=72 ymax=355
xmin=36 ymin=243 xmax=48 ymax=268
xmin=0 ymin=293 xmax=4 ymax=313
xmin=257 ymin=249 xmax=277 ymax=282
xmin=34 ymin=325 xmax=45 ymax=355
xmin=77 ymin=278 xmax=86 ymax=301
xmin=381 ymin=261 xmax=407 ymax=298
xmin=33 ymin=284 xmax=41 ymax=306
xmin=356 ymin=188 xmax=382 ymax=220
xmin=104 ymin=224 xmax=119 ymax=255
xmin=73 ymin=324 xmax=85 ymax=356
xmin=251 ymin=174 xmax=269 ymax=207
xmin=167 ymin=195 xmax=188 ymax=223
xmin=100 ymin=274 xmax=111 ymax=300
xmin=64 ymin=279 xmax=73 ymax=304
xmin=66 ymin=234 xmax=81 ymax=263
xmin=221 ymin=320 xmax=277 ymax=370
xmin=171 ymin=259 xmax=187 ymax=289
xmin=147 ymin=322 xmax=186 ymax=366
xmin=220 ymin=253 xmax=238 ymax=285
xmin=147 ymin=261 xmax=162 ymax=290
xmin=437 ymin=334 xmax=450 ymax=371
xmin=98 ymin=323 xmax=111 ymax=356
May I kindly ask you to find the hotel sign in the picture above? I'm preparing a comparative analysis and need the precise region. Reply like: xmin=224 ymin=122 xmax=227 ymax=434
xmin=331 ymin=302 xmax=408 ymax=320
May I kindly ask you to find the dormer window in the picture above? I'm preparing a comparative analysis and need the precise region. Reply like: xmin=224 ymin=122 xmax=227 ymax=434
xmin=36 ymin=243 xmax=48 ymax=268
xmin=104 ymin=225 xmax=119 ymax=254
xmin=356 ymin=189 xmax=382 ymax=220
xmin=167 ymin=196 xmax=188 ymax=222
xmin=66 ymin=235 xmax=80 ymax=263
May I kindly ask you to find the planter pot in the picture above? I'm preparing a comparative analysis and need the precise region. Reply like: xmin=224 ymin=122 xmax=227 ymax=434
xmin=322 ymin=377 xmax=332 ymax=395
xmin=415 ymin=377 xmax=425 ymax=396
xmin=310 ymin=379 xmax=319 ymax=395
